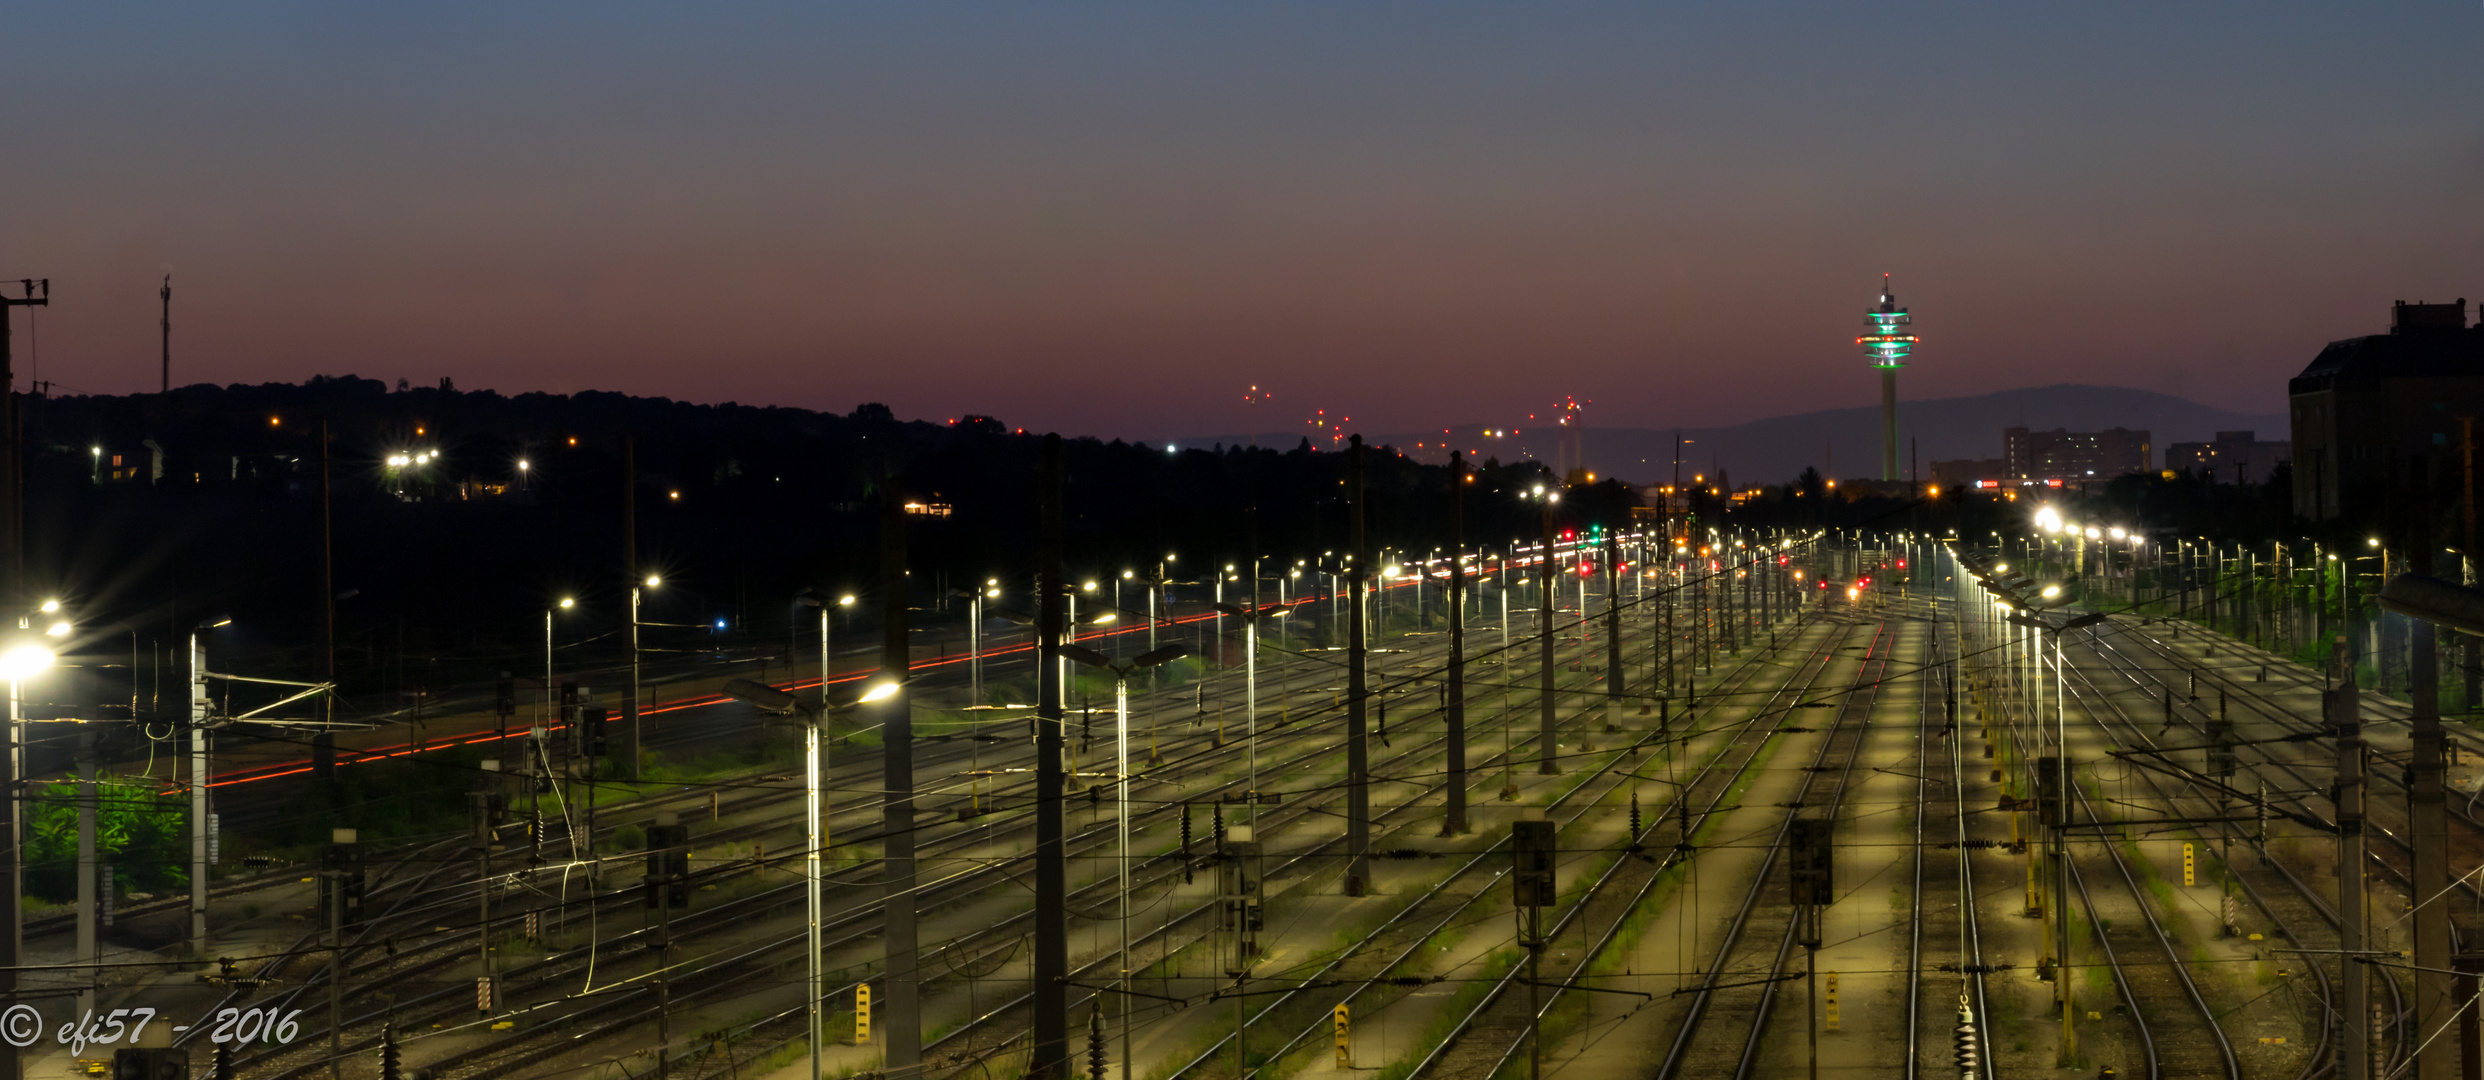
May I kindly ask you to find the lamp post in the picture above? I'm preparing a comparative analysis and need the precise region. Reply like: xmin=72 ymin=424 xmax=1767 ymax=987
xmin=1059 ymin=641 xmax=1190 ymax=1080
xmin=975 ymin=580 xmax=996 ymax=704
xmin=721 ymin=676 xmax=895 ymax=1080
xmin=0 ymin=632 xmax=51 ymax=1080
xmin=545 ymin=599 xmax=574 ymax=790
xmin=1983 ymin=570 xmax=2099 ymax=1068
xmin=1209 ymin=602 xmax=1286 ymax=821
xmin=633 ymin=579 xmax=658 ymax=780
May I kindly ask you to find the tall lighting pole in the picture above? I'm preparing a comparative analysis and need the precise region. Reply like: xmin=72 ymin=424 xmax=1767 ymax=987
xmin=1535 ymin=485 xmax=1561 ymax=775
xmin=1060 ymin=643 xmax=1189 ymax=1080
xmin=0 ymin=633 xmax=52 ymax=1080
xmin=1444 ymin=451 xmax=1469 ymax=835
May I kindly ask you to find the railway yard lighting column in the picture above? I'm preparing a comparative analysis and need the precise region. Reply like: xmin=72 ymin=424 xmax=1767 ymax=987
xmin=545 ymin=598 xmax=575 ymax=801
xmin=727 ymin=675 xmax=898 ymax=1080
xmin=1209 ymin=603 xmax=1287 ymax=824
xmin=1060 ymin=642 xmax=1190 ymax=1080
xmin=633 ymin=578 xmax=659 ymax=779
xmin=1531 ymin=486 xmax=1561 ymax=775
xmin=0 ymin=633 xmax=52 ymax=1079
xmin=2007 ymin=603 xmax=2103 ymax=1067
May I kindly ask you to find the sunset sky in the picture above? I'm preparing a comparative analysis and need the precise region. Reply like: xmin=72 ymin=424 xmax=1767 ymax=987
xmin=3 ymin=2 xmax=2479 ymax=440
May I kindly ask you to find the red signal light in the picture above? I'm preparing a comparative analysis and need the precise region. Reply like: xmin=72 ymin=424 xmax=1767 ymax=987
xmin=1896 ymin=559 xmax=1907 ymax=568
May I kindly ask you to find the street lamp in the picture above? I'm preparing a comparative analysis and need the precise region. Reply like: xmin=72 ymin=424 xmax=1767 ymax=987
xmin=1209 ymin=602 xmax=1288 ymax=823
xmin=1058 ymin=641 xmax=1190 ymax=1080
xmin=621 ymin=577 xmax=661 ymax=780
xmin=545 ymin=599 xmax=575 ymax=790
xmin=795 ymin=589 xmax=857 ymax=711
xmin=0 ymin=630 xmax=48 ymax=1062
xmin=720 ymin=675 xmax=896 ymax=1080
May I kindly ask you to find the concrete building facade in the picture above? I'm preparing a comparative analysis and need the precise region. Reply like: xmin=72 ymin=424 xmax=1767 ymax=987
xmin=2002 ymin=426 xmax=2152 ymax=483
xmin=2165 ymin=431 xmax=2292 ymax=485
xmin=2289 ymin=299 xmax=2484 ymax=522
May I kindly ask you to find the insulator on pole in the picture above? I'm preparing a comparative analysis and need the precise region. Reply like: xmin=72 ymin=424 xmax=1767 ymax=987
xmin=1087 ymin=1008 xmax=1109 ymax=1080
xmin=1954 ymin=996 xmax=1979 ymax=1078
xmin=379 ymin=1019 xmax=402 ymax=1080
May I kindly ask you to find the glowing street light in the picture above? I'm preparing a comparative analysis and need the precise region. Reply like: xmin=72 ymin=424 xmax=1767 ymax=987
xmin=1057 ymin=641 xmax=1190 ymax=1080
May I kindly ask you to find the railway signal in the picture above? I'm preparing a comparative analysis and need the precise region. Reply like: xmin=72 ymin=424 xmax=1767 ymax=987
xmin=320 ymin=827 xmax=364 ymax=1078
xmin=857 ymin=984 xmax=872 ymax=1045
xmin=1512 ymin=818 xmax=1555 ymax=1080
xmin=1789 ymin=815 xmax=1834 ymax=1080
xmin=1333 ymin=1004 xmax=1350 ymax=1068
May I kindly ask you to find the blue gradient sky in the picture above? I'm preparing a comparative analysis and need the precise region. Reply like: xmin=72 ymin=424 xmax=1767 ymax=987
xmin=3 ymin=3 xmax=2479 ymax=440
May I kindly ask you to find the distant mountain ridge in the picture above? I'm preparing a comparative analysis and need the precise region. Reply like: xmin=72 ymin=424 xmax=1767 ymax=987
xmin=1185 ymin=385 xmax=2286 ymax=487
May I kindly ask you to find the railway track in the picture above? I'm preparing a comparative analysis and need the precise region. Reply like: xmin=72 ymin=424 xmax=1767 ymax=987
xmin=1646 ymin=618 xmax=1895 ymax=1080
xmin=1150 ymin=613 xmax=1840 ymax=1080
xmin=277 ymin=548 xmax=1779 ymax=1080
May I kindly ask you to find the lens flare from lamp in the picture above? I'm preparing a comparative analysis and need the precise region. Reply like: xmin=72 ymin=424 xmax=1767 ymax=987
xmin=0 ymin=644 xmax=55 ymax=681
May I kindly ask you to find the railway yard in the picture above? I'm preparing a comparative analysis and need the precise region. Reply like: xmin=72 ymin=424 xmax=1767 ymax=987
xmin=21 ymin=531 xmax=2453 ymax=1080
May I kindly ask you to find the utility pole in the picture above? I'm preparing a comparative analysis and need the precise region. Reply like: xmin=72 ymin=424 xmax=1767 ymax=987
xmin=159 ymin=274 xmax=170 ymax=394
xmin=319 ymin=420 xmax=336 ymax=780
xmin=0 ymin=278 xmax=47 ymax=605
xmin=1343 ymin=435 xmax=1371 ymax=896
xmin=624 ymin=436 xmax=641 ymax=780
xmin=2409 ymin=535 xmax=2452 ymax=1080
xmin=2332 ymin=638 xmax=2368 ymax=1080
xmin=2464 ymin=417 xmax=2479 ymax=715
xmin=1539 ymin=485 xmax=1559 ymax=775
xmin=1443 ymin=452 xmax=1469 ymax=836
xmin=1033 ymin=435 xmax=1070 ymax=1080
xmin=880 ymin=482 xmax=922 ymax=1071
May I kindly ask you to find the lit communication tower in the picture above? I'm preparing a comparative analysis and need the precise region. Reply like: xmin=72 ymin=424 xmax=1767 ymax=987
xmin=1857 ymin=275 xmax=1918 ymax=482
